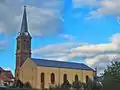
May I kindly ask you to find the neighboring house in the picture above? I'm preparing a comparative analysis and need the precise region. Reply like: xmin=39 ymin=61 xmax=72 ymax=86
xmin=0 ymin=67 xmax=14 ymax=86
xmin=15 ymin=6 xmax=95 ymax=89
xmin=0 ymin=67 xmax=4 ymax=72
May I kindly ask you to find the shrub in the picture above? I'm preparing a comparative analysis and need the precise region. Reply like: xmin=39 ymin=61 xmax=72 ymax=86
xmin=13 ymin=79 xmax=24 ymax=88
xmin=72 ymin=80 xmax=82 ymax=90
xmin=61 ymin=80 xmax=71 ymax=89
xmin=50 ymin=85 xmax=70 ymax=90
xmin=24 ymin=82 xmax=31 ymax=88
xmin=4 ymin=88 xmax=37 ymax=90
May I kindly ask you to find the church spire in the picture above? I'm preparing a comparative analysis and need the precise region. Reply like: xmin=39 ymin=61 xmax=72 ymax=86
xmin=21 ymin=6 xmax=28 ymax=33
xmin=19 ymin=6 xmax=31 ymax=37
xmin=20 ymin=6 xmax=28 ymax=33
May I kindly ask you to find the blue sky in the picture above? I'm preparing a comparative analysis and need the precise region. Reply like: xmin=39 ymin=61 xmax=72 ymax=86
xmin=1 ymin=0 xmax=120 ymax=75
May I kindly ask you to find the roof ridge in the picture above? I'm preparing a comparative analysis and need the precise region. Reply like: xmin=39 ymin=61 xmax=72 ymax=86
xmin=31 ymin=58 xmax=94 ymax=71
xmin=4 ymin=70 xmax=11 ymax=72
xmin=31 ymin=58 xmax=83 ymax=64
xmin=0 ymin=67 xmax=4 ymax=70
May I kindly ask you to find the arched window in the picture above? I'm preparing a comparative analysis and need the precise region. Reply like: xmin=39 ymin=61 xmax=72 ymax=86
xmin=75 ymin=75 xmax=78 ymax=81
xmin=86 ymin=75 xmax=89 ymax=83
xmin=17 ymin=40 xmax=20 ymax=50
xmin=41 ymin=72 xmax=45 ymax=89
xmin=27 ymin=41 xmax=29 ymax=49
xmin=22 ymin=71 xmax=23 ymax=81
xmin=24 ymin=40 xmax=26 ymax=50
xmin=16 ymin=56 xmax=20 ymax=67
xmin=63 ymin=74 xmax=67 ymax=82
xmin=41 ymin=73 xmax=45 ymax=83
xmin=51 ymin=73 xmax=55 ymax=84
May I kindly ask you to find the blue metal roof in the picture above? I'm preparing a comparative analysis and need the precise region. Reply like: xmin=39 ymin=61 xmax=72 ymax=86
xmin=31 ymin=58 xmax=94 ymax=71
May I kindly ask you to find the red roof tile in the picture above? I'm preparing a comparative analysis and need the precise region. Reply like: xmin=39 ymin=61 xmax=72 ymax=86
xmin=0 ymin=74 xmax=10 ymax=81
xmin=2 ymin=70 xmax=14 ymax=79
xmin=0 ymin=67 xmax=14 ymax=82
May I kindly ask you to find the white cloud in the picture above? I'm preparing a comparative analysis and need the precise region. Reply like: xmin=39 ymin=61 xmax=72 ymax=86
xmin=4 ymin=67 xmax=11 ymax=71
xmin=59 ymin=34 xmax=75 ymax=41
xmin=25 ymin=5 xmax=64 ymax=37
xmin=111 ymin=33 xmax=120 ymax=47
xmin=73 ymin=0 xmax=98 ymax=8
xmin=33 ymin=33 xmax=120 ymax=75
xmin=0 ymin=0 xmax=22 ymax=35
xmin=32 ymin=42 xmax=84 ymax=57
xmin=0 ymin=0 xmax=64 ymax=37
xmin=73 ymin=0 xmax=120 ymax=20
xmin=0 ymin=41 xmax=7 ymax=50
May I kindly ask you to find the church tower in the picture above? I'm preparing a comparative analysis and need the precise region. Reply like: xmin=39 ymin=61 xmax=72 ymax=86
xmin=15 ymin=6 xmax=31 ymax=80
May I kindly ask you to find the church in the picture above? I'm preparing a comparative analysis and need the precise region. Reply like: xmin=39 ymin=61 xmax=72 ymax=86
xmin=15 ymin=6 xmax=95 ymax=89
